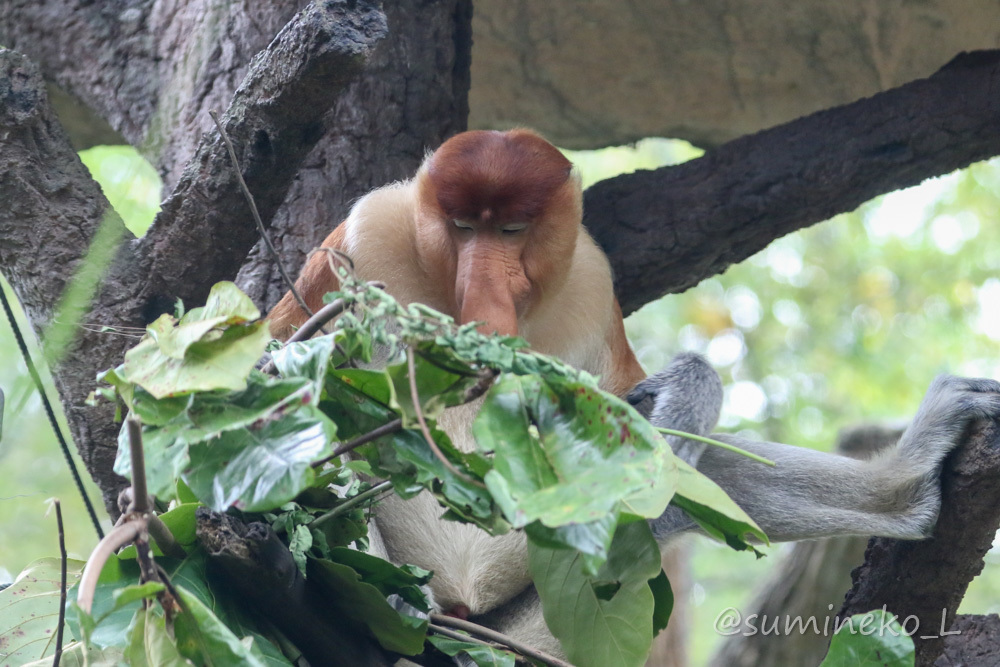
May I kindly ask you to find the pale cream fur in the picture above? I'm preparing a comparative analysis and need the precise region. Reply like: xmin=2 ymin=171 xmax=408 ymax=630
xmin=336 ymin=174 xmax=623 ymax=615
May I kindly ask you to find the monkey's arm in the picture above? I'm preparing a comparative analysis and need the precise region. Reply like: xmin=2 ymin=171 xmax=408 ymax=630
xmin=646 ymin=372 xmax=1000 ymax=543
xmin=268 ymin=222 xmax=348 ymax=340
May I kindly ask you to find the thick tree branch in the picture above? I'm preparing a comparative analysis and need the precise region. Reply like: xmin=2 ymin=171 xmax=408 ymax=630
xmin=838 ymin=419 xmax=1000 ymax=666
xmin=585 ymin=50 xmax=1000 ymax=315
xmin=0 ymin=0 xmax=309 ymax=187
xmin=195 ymin=508 xmax=394 ymax=667
xmin=0 ymin=1 xmax=388 ymax=509
xmin=136 ymin=0 xmax=387 ymax=317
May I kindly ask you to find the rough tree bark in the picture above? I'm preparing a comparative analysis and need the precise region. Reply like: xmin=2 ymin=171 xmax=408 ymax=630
xmin=839 ymin=420 xmax=1000 ymax=667
xmin=0 ymin=0 xmax=473 ymax=511
xmin=584 ymin=50 xmax=1000 ymax=315
xmin=2 ymin=3 xmax=1000 ymax=665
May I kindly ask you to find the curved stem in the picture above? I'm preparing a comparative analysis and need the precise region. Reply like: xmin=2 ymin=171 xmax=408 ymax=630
xmin=407 ymin=349 xmax=485 ymax=488
xmin=311 ymin=480 xmax=393 ymax=528
xmin=429 ymin=613 xmax=573 ymax=667
xmin=77 ymin=522 xmax=143 ymax=613
xmin=655 ymin=427 xmax=776 ymax=466
xmin=311 ymin=418 xmax=403 ymax=468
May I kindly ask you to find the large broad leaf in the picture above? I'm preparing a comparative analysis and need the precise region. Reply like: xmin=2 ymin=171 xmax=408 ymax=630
xmin=310 ymin=558 xmax=428 ymax=656
xmin=476 ymin=374 xmax=676 ymax=565
xmin=325 ymin=548 xmax=432 ymax=612
xmin=18 ymin=642 xmax=124 ymax=667
xmin=819 ymin=610 xmax=915 ymax=667
xmin=182 ymin=407 xmax=336 ymax=512
xmin=271 ymin=335 xmax=336 ymax=394
xmin=529 ymin=521 xmax=663 ymax=667
xmin=121 ymin=282 xmax=270 ymax=398
xmin=0 ymin=558 xmax=84 ymax=663
xmin=427 ymin=635 xmax=517 ymax=667
xmin=123 ymin=320 xmax=271 ymax=398
xmin=172 ymin=586 xmax=267 ymax=667
xmin=322 ymin=369 xmax=396 ymax=439
xmin=124 ymin=607 xmax=194 ymax=666
xmin=114 ymin=374 xmax=316 ymax=500
xmin=670 ymin=457 xmax=768 ymax=553
xmin=67 ymin=555 xmax=142 ymax=649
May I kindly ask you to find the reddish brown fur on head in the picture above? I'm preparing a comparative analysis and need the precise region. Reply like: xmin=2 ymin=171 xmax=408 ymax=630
xmin=425 ymin=129 xmax=574 ymax=226
xmin=413 ymin=130 xmax=582 ymax=337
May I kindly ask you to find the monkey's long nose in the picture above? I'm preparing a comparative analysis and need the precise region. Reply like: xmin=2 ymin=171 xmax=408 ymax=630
xmin=455 ymin=242 xmax=520 ymax=337
xmin=459 ymin=267 xmax=519 ymax=337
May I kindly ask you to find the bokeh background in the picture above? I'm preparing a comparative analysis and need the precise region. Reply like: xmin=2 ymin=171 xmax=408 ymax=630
xmin=2 ymin=139 xmax=998 ymax=663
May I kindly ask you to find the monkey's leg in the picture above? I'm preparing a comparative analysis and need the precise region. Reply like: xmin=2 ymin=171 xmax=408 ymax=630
xmin=656 ymin=374 xmax=1000 ymax=543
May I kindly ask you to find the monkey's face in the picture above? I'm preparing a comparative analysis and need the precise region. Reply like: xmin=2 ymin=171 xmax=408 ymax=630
xmin=416 ymin=130 xmax=582 ymax=337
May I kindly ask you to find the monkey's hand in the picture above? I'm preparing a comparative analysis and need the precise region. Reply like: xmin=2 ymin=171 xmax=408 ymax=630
xmin=627 ymin=352 xmax=723 ymax=467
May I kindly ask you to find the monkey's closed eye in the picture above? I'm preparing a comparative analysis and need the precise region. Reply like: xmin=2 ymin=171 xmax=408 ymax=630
xmin=453 ymin=219 xmax=474 ymax=231
xmin=501 ymin=223 xmax=527 ymax=235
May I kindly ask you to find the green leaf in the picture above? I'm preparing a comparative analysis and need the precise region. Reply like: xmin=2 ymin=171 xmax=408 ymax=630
xmin=670 ymin=457 xmax=768 ymax=553
xmin=0 ymin=558 xmax=84 ymax=663
xmin=120 ymin=283 xmax=270 ymax=399
xmin=819 ymin=610 xmax=915 ymax=667
xmin=110 ymin=582 xmax=166 ymax=610
xmin=385 ymin=343 xmax=481 ymax=426
xmin=187 ymin=281 xmax=262 ymax=324
xmin=310 ymin=558 xmax=428 ymax=655
xmin=182 ymin=407 xmax=336 ymax=512
xmin=428 ymin=634 xmax=517 ymax=667
xmin=125 ymin=606 xmax=194 ymax=666
xmin=18 ymin=642 xmax=124 ymax=667
xmin=326 ymin=548 xmax=432 ymax=612
xmin=95 ymin=364 xmax=134 ymax=412
xmin=289 ymin=524 xmax=313 ymax=577
xmin=114 ymin=374 xmax=317 ymax=500
xmin=476 ymin=373 xmax=677 ymax=567
xmin=123 ymin=320 xmax=271 ymax=398
xmin=66 ymin=555 xmax=142 ymax=649
xmin=172 ymin=586 xmax=267 ymax=667
xmin=119 ymin=503 xmax=199 ymax=559
xmin=271 ymin=335 xmax=336 ymax=392
xmin=529 ymin=521 xmax=663 ymax=667
xmin=648 ymin=570 xmax=674 ymax=636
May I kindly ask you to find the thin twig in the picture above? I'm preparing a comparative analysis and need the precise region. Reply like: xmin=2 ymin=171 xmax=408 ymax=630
xmin=53 ymin=500 xmax=66 ymax=667
xmin=311 ymin=419 xmax=403 ymax=468
xmin=429 ymin=614 xmax=573 ymax=667
xmin=407 ymin=349 xmax=485 ymax=488
xmin=77 ymin=522 xmax=143 ymax=613
xmin=427 ymin=623 xmax=529 ymax=664
xmin=311 ymin=480 xmax=394 ymax=528
xmin=147 ymin=515 xmax=187 ymax=559
xmin=126 ymin=418 xmax=149 ymax=514
xmin=0 ymin=284 xmax=104 ymax=539
xmin=209 ymin=109 xmax=312 ymax=320
xmin=286 ymin=298 xmax=348 ymax=343
xmin=655 ymin=427 xmax=776 ymax=466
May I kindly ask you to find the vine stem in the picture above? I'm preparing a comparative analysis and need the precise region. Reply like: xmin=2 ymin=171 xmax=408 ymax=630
xmin=655 ymin=427 xmax=776 ymax=466
xmin=311 ymin=480 xmax=394 ymax=528
xmin=429 ymin=613 xmax=573 ymax=667
xmin=407 ymin=349 xmax=485 ymax=488
xmin=209 ymin=110 xmax=312 ymax=323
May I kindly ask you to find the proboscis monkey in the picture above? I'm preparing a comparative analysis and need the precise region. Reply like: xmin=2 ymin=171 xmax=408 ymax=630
xmin=270 ymin=129 xmax=1000 ymax=658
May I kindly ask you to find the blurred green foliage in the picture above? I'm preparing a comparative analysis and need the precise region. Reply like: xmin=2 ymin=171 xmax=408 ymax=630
xmin=570 ymin=139 xmax=1000 ymax=663
xmin=0 ymin=145 xmax=160 ymax=581
xmin=2 ymin=138 xmax=998 ymax=664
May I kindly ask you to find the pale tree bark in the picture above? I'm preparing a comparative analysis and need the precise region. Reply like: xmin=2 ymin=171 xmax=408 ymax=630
xmin=2 ymin=2 xmax=1000 ymax=664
